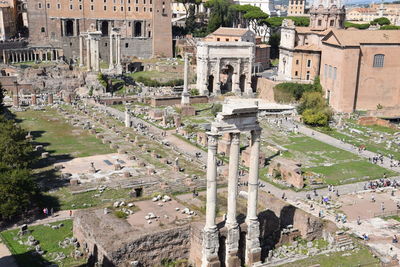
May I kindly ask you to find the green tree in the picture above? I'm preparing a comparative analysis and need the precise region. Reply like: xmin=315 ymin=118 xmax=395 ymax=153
xmin=344 ymin=21 xmax=370 ymax=29
xmin=243 ymin=9 xmax=269 ymax=36
xmin=380 ymin=25 xmax=400 ymax=30
xmin=0 ymin=116 xmax=35 ymax=169
xmin=268 ymin=33 xmax=281 ymax=59
xmin=302 ymin=109 xmax=329 ymax=126
xmin=186 ymin=5 xmax=197 ymax=33
xmin=205 ymin=0 xmax=233 ymax=33
xmin=371 ymin=17 xmax=391 ymax=26
xmin=0 ymin=166 xmax=39 ymax=220
xmin=0 ymin=83 xmax=4 ymax=113
xmin=297 ymin=91 xmax=332 ymax=127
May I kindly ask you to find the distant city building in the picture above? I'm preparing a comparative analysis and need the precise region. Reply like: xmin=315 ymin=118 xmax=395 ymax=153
xmin=320 ymin=29 xmax=400 ymax=112
xmin=26 ymin=0 xmax=173 ymax=61
xmin=234 ymin=0 xmax=277 ymax=16
xmin=346 ymin=2 xmax=400 ymax=25
xmin=287 ymin=0 xmax=306 ymax=17
xmin=278 ymin=0 xmax=345 ymax=81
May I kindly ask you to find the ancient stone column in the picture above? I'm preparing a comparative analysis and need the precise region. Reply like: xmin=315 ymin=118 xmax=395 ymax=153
xmin=202 ymin=132 xmax=220 ymax=267
xmin=245 ymin=57 xmax=254 ymax=97
xmin=48 ymin=94 xmax=54 ymax=105
xmin=125 ymin=107 xmax=131 ymax=128
xmin=181 ymin=53 xmax=190 ymax=106
xmin=226 ymin=132 xmax=241 ymax=267
xmin=31 ymin=94 xmax=37 ymax=105
xmin=86 ymin=38 xmax=91 ymax=70
xmin=18 ymin=52 xmax=21 ymax=62
xmin=232 ymin=59 xmax=241 ymax=95
xmin=79 ymin=36 xmax=83 ymax=66
xmin=116 ymin=34 xmax=121 ymax=66
xmin=3 ymin=50 xmax=6 ymax=64
xmin=109 ymin=34 xmax=114 ymax=69
xmin=197 ymin=58 xmax=209 ymax=96
xmin=213 ymin=58 xmax=221 ymax=95
xmin=13 ymin=94 xmax=19 ymax=107
xmin=94 ymin=38 xmax=100 ymax=72
xmin=246 ymin=129 xmax=262 ymax=266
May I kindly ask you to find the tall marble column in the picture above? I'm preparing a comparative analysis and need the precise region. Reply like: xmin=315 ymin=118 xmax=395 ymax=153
xmin=116 ymin=34 xmax=121 ymax=66
xmin=181 ymin=53 xmax=190 ymax=106
xmin=125 ymin=107 xmax=131 ymax=128
xmin=109 ymin=34 xmax=114 ymax=69
xmin=232 ymin=59 xmax=241 ymax=95
xmin=202 ymin=132 xmax=220 ymax=267
xmin=86 ymin=38 xmax=91 ymax=70
xmin=246 ymin=129 xmax=262 ymax=266
xmin=79 ymin=36 xmax=83 ymax=66
xmin=3 ymin=50 xmax=6 ymax=64
xmin=94 ymin=39 xmax=100 ymax=72
xmin=213 ymin=58 xmax=221 ymax=95
xmin=225 ymin=132 xmax=241 ymax=267
xmin=197 ymin=58 xmax=209 ymax=96
xmin=245 ymin=56 xmax=254 ymax=97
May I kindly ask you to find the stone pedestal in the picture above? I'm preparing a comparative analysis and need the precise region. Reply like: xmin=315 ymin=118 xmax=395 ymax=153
xmin=31 ymin=94 xmax=37 ymax=105
xmin=12 ymin=95 xmax=19 ymax=107
xmin=202 ymin=227 xmax=220 ymax=267
xmin=48 ymin=94 xmax=54 ymax=104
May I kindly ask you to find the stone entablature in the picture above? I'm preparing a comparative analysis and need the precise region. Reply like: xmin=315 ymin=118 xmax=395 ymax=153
xmin=196 ymin=41 xmax=255 ymax=97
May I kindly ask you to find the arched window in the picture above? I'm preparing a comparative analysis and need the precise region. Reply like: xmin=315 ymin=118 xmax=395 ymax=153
xmin=373 ymin=54 xmax=384 ymax=68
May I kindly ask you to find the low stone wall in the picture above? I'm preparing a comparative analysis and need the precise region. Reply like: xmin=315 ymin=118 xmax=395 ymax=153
xmin=151 ymin=95 xmax=208 ymax=107
xmin=358 ymin=116 xmax=397 ymax=129
xmin=74 ymin=209 xmax=191 ymax=267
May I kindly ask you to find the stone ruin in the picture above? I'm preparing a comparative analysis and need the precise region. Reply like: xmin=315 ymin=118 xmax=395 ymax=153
xmin=268 ymin=158 xmax=304 ymax=189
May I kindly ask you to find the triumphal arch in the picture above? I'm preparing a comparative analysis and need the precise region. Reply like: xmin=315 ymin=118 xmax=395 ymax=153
xmin=196 ymin=42 xmax=255 ymax=97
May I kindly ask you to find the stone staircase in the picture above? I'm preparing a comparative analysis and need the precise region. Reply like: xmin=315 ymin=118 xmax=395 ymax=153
xmin=335 ymin=232 xmax=354 ymax=249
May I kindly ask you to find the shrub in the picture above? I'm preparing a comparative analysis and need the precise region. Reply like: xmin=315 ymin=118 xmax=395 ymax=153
xmin=302 ymin=109 xmax=329 ymax=126
xmin=371 ymin=17 xmax=391 ymax=26
xmin=189 ymin=88 xmax=199 ymax=96
xmin=380 ymin=25 xmax=400 ymax=30
xmin=211 ymin=103 xmax=222 ymax=116
xmin=114 ymin=210 xmax=128 ymax=219
xmin=344 ymin=22 xmax=370 ymax=29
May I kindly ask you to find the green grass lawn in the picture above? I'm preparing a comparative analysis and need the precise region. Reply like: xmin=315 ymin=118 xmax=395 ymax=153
xmin=15 ymin=108 xmax=115 ymax=157
xmin=260 ymin=123 xmax=397 ymax=187
xmin=278 ymin=247 xmax=380 ymax=267
xmin=0 ymin=220 xmax=86 ymax=267
xmin=317 ymin=119 xmax=400 ymax=159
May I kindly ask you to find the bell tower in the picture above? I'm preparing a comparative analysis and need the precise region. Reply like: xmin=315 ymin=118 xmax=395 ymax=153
xmin=309 ymin=0 xmax=345 ymax=31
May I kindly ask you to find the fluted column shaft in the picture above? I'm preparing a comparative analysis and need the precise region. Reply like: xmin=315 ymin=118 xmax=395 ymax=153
xmin=226 ymin=132 xmax=240 ymax=225
xmin=205 ymin=133 xmax=218 ymax=229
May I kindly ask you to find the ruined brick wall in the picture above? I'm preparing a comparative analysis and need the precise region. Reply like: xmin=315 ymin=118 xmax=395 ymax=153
xmin=358 ymin=116 xmax=396 ymax=129
xmin=256 ymin=77 xmax=278 ymax=102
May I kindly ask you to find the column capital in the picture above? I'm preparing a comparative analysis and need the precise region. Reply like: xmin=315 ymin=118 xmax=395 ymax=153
xmin=230 ymin=132 xmax=240 ymax=145
xmin=207 ymin=132 xmax=220 ymax=149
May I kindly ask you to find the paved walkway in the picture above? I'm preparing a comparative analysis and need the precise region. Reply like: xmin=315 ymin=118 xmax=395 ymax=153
xmin=0 ymin=242 xmax=17 ymax=267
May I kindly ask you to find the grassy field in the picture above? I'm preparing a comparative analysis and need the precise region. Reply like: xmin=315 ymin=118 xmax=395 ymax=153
xmin=46 ymin=187 xmax=132 ymax=210
xmin=278 ymin=247 xmax=380 ymax=267
xmin=317 ymin=119 xmax=400 ymax=159
xmin=0 ymin=220 xmax=86 ymax=267
xmin=260 ymin=123 xmax=397 ymax=186
xmin=15 ymin=108 xmax=115 ymax=158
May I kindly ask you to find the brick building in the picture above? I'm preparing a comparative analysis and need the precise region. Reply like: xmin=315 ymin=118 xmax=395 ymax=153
xmin=320 ymin=29 xmax=400 ymax=112
xmin=26 ymin=0 xmax=173 ymax=61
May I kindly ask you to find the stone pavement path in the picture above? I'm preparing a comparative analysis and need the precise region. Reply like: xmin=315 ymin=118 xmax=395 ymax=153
xmin=0 ymin=241 xmax=17 ymax=267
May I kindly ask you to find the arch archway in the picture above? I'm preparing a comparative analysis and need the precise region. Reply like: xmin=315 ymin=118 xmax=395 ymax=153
xmin=208 ymin=75 xmax=214 ymax=93
xmin=65 ymin=20 xmax=74 ymax=36
xmin=134 ymin=21 xmax=142 ymax=37
xmin=220 ymin=65 xmax=233 ymax=94
xmin=101 ymin=21 xmax=109 ymax=36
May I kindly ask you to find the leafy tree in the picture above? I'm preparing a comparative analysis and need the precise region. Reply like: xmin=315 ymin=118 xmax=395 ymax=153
xmin=0 ymin=166 xmax=39 ymax=221
xmin=243 ymin=9 xmax=269 ymax=36
xmin=186 ymin=5 xmax=197 ymax=33
xmin=371 ymin=17 xmax=391 ymax=26
xmin=344 ymin=21 xmax=370 ymax=29
xmin=0 ymin=116 xmax=35 ymax=169
xmin=268 ymin=33 xmax=281 ymax=59
xmin=298 ymin=91 xmax=332 ymax=127
xmin=205 ymin=0 xmax=233 ymax=33
xmin=302 ymin=108 xmax=329 ymax=126
xmin=0 ymin=83 xmax=4 ymax=113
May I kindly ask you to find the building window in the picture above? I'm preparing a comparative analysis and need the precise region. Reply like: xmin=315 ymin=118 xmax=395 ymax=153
xmin=295 ymin=71 xmax=298 ymax=76
xmin=41 ymin=27 xmax=45 ymax=32
xmin=58 ymin=4 xmax=61 ymax=9
xmin=333 ymin=67 xmax=337 ymax=80
xmin=70 ymin=4 xmax=73 ymax=9
xmin=307 ymin=59 xmax=311 ymax=68
xmin=79 ymin=4 xmax=82 ymax=9
xmin=328 ymin=65 xmax=332 ymax=78
xmin=104 ymin=5 xmax=107 ymax=10
xmin=125 ymin=43 xmax=129 ymax=48
xmin=47 ymin=3 xmax=50 ymax=8
xmin=306 ymin=71 xmax=310 ymax=80
xmin=330 ymin=20 xmax=334 ymax=26
xmin=296 ymin=59 xmax=299 ymax=65
xmin=324 ymin=64 xmax=327 ymax=77
xmin=318 ymin=19 xmax=322 ymax=26
xmin=225 ymin=38 xmax=229 ymax=41
xmin=217 ymin=38 xmax=220 ymax=41
xmin=38 ymin=3 xmax=42 ymax=8
xmin=105 ymin=42 xmax=108 ymax=47
xmin=373 ymin=54 xmax=384 ymax=68
xmin=91 ymin=5 xmax=94 ymax=10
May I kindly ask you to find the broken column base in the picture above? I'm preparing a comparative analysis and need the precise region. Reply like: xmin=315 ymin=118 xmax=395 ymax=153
xmin=225 ymin=224 xmax=240 ymax=267
xmin=246 ymin=219 xmax=261 ymax=266
xmin=226 ymin=252 xmax=240 ymax=267
xmin=202 ymin=227 xmax=220 ymax=267
xmin=181 ymin=105 xmax=196 ymax=116
xmin=246 ymin=247 xmax=261 ymax=266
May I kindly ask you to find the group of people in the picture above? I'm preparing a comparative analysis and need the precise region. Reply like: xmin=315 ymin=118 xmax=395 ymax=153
xmin=365 ymin=178 xmax=399 ymax=190
xmin=369 ymin=153 xmax=384 ymax=165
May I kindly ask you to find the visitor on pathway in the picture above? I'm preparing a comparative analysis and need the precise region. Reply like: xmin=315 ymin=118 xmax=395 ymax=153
xmin=381 ymin=202 xmax=385 ymax=212
xmin=357 ymin=216 xmax=361 ymax=225
xmin=393 ymin=235 xmax=398 ymax=244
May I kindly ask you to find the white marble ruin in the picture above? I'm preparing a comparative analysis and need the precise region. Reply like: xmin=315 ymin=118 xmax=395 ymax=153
xmin=79 ymin=28 xmax=102 ymax=72
xmin=196 ymin=41 xmax=255 ymax=97
xmin=181 ymin=53 xmax=191 ymax=106
xmin=202 ymin=102 xmax=262 ymax=267
xmin=109 ymin=28 xmax=123 ymax=74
